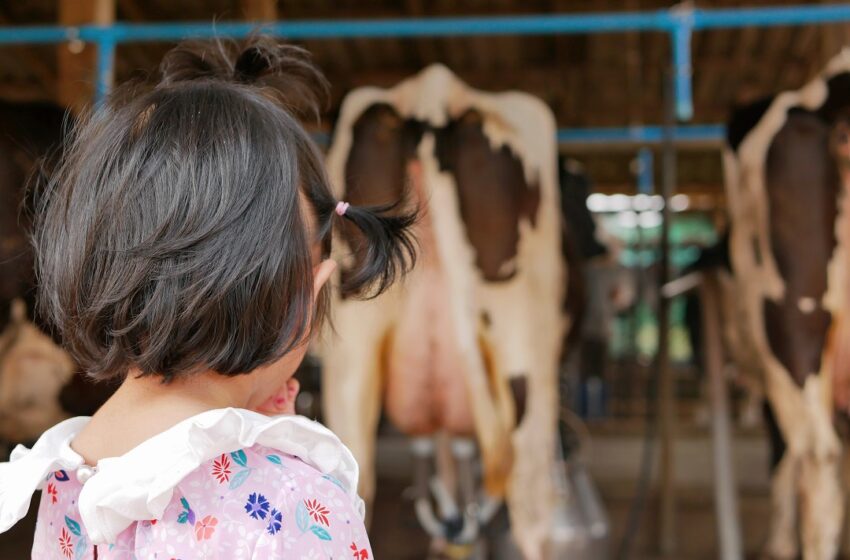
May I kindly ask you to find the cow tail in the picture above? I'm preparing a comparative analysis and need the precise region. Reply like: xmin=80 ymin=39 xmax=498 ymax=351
xmin=333 ymin=200 xmax=418 ymax=299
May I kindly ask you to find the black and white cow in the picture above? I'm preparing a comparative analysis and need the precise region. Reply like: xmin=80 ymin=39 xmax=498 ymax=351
xmin=321 ymin=65 xmax=571 ymax=559
xmin=723 ymin=50 xmax=850 ymax=560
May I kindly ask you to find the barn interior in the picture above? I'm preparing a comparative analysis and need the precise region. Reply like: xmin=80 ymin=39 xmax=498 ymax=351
xmin=1 ymin=1 xmax=850 ymax=559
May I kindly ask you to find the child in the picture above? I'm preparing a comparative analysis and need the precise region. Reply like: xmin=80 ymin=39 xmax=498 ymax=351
xmin=0 ymin=37 xmax=415 ymax=559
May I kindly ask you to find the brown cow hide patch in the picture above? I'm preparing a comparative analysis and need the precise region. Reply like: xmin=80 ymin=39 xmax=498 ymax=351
xmin=343 ymin=103 xmax=425 ymax=208
xmin=434 ymin=110 xmax=541 ymax=282
xmin=341 ymin=105 xmax=541 ymax=285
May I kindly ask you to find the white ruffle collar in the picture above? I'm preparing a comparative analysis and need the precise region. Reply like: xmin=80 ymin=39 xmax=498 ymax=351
xmin=0 ymin=408 xmax=362 ymax=545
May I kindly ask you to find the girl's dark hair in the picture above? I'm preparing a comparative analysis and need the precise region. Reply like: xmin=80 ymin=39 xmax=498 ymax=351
xmin=32 ymin=37 xmax=416 ymax=382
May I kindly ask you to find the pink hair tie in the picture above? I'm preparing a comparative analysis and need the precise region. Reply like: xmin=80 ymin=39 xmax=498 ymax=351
xmin=335 ymin=201 xmax=350 ymax=216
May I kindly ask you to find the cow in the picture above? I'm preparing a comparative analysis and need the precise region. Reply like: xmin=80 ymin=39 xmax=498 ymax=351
xmin=0 ymin=299 xmax=74 ymax=445
xmin=722 ymin=48 xmax=850 ymax=560
xmin=321 ymin=64 xmax=569 ymax=559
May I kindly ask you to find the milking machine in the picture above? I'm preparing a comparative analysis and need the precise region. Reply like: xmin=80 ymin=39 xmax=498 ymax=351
xmin=549 ymin=437 xmax=610 ymax=558
xmin=410 ymin=436 xmax=503 ymax=559
xmin=409 ymin=424 xmax=609 ymax=560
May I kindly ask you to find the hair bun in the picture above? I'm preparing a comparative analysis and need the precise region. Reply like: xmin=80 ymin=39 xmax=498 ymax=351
xmin=158 ymin=36 xmax=330 ymax=121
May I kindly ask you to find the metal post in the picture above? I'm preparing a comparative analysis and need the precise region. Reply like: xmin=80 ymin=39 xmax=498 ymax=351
xmin=670 ymin=6 xmax=694 ymax=121
xmin=94 ymin=30 xmax=115 ymax=105
xmin=700 ymin=275 xmax=743 ymax=560
xmin=636 ymin=147 xmax=654 ymax=194
xmin=657 ymin=67 xmax=677 ymax=557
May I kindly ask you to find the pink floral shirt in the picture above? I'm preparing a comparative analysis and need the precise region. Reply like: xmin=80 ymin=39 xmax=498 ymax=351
xmin=31 ymin=444 xmax=371 ymax=559
xmin=0 ymin=410 xmax=372 ymax=560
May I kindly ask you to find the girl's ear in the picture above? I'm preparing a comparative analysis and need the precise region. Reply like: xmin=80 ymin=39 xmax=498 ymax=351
xmin=313 ymin=259 xmax=337 ymax=297
xmin=256 ymin=378 xmax=300 ymax=415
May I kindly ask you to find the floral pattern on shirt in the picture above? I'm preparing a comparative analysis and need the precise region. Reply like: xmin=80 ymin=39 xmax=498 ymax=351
xmin=211 ymin=455 xmax=232 ymax=484
xmin=31 ymin=443 xmax=372 ymax=559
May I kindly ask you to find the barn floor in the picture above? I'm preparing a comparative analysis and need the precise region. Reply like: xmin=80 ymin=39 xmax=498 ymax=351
xmin=368 ymin=427 xmax=780 ymax=559
xmin=0 ymin=426 xmax=810 ymax=560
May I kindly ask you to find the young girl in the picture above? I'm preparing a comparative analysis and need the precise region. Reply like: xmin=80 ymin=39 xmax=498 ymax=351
xmin=0 ymin=37 xmax=415 ymax=559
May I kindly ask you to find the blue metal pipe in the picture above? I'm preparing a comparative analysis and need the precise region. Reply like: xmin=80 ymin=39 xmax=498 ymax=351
xmin=670 ymin=9 xmax=694 ymax=121
xmin=315 ymin=126 xmax=723 ymax=147
xmin=0 ymin=13 xmax=671 ymax=46
xmin=88 ymin=13 xmax=676 ymax=43
xmin=556 ymin=125 xmax=724 ymax=145
xmin=0 ymin=4 xmax=843 ymax=45
xmin=0 ymin=4 xmax=848 ymax=123
xmin=0 ymin=25 xmax=76 ymax=45
xmin=694 ymin=4 xmax=850 ymax=29
xmin=94 ymin=36 xmax=115 ymax=105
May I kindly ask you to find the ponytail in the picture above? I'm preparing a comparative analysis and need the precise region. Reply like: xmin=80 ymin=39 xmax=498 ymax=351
xmin=332 ymin=200 xmax=418 ymax=299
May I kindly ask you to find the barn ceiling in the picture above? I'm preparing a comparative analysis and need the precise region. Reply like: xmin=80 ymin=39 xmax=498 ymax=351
xmin=0 ymin=0 xmax=846 ymax=191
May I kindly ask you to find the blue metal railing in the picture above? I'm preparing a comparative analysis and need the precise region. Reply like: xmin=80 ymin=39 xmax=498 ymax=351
xmin=693 ymin=4 xmax=850 ymax=28
xmin=0 ymin=4 xmax=846 ymax=143
xmin=636 ymin=148 xmax=656 ymax=194
xmin=556 ymin=125 xmax=725 ymax=146
xmin=0 ymin=12 xmax=678 ymax=45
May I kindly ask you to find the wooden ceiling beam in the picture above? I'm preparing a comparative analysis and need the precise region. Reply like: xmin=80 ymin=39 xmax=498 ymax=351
xmin=624 ymin=0 xmax=642 ymax=125
xmin=0 ymin=80 xmax=55 ymax=104
xmin=0 ymin=9 xmax=54 ymax=98
xmin=113 ymin=0 xmax=160 ymax=82
xmin=241 ymin=0 xmax=277 ymax=21
xmin=404 ymin=0 xmax=439 ymax=71
xmin=116 ymin=0 xmax=146 ymax=21
xmin=728 ymin=26 xmax=762 ymax=103
xmin=57 ymin=0 xmax=115 ymax=114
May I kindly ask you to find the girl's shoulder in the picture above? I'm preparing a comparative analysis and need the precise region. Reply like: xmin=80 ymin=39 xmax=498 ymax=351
xmin=30 ymin=444 xmax=371 ymax=560
xmin=157 ymin=443 xmax=370 ymax=559
xmin=0 ymin=409 xmax=364 ymax=547
xmin=185 ymin=442 xmax=357 ymax=506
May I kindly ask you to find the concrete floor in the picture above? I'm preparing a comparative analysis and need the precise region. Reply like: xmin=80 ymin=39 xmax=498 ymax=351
xmin=367 ymin=428 xmax=778 ymax=559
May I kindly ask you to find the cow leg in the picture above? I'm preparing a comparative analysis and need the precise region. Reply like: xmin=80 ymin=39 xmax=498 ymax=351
xmin=321 ymin=297 xmax=394 ymax=516
xmin=764 ymin=373 xmax=844 ymax=560
xmin=765 ymin=453 xmax=800 ymax=559
xmin=798 ymin=376 xmax=843 ymax=560
xmin=761 ymin=369 xmax=807 ymax=560
xmin=761 ymin=401 xmax=798 ymax=559
xmin=800 ymin=452 xmax=843 ymax=560
xmin=479 ymin=277 xmax=560 ymax=560
xmin=761 ymin=388 xmax=843 ymax=560
xmin=739 ymin=384 xmax=764 ymax=429
xmin=840 ymin=447 xmax=850 ymax=556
